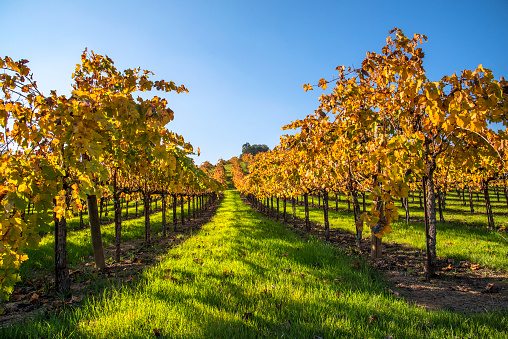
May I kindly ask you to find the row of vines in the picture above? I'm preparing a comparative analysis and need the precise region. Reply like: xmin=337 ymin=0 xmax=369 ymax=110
xmin=0 ymin=51 xmax=226 ymax=299
xmin=235 ymin=28 xmax=508 ymax=279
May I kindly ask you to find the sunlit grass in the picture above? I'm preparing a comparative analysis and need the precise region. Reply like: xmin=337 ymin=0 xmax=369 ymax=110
xmin=289 ymin=191 xmax=508 ymax=271
xmin=4 ymin=191 xmax=507 ymax=338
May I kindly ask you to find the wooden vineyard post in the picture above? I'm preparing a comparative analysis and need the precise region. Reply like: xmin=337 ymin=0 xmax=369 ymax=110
xmin=54 ymin=197 xmax=70 ymax=295
xmin=437 ymin=186 xmax=444 ymax=223
xmin=304 ymin=193 xmax=310 ymax=232
xmin=503 ymin=179 xmax=508 ymax=211
xmin=370 ymin=198 xmax=383 ymax=259
xmin=180 ymin=194 xmax=185 ymax=226
xmin=105 ymin=198 xmax=109 ymax=222
xmin=193 ymin=195 xmax=196 ymax=219
xmin=483 ymin=180 xmax=495 ymax=229
xmin=162 ymin=194 xmax=167 ymax=237
xmin=371 ymin=164 xmax=384 ymax=260
xmin=403 ymin=197 xmax=410 ymax=224
xmin=468 ymin=186 xmax=475 ymax=213
xmin=323 ymin=190 xmax=329 ymax=241
xmin=276 ymin=197 xmax=279 ymax=221
xmin=292 ymin=197 xmax=296 ymax=226
xmin=172 ymin=194 xmax=177 ymax=231
xmin=99 ymin=197 xmax=104 ymax=222
xmin=87 ymin=195 xmax=106 ymax=270
xmin=371 ymin=235 xmax=382 ymax=259
xmin=423 ymin=176 xmax=433 ymax=281
xmin=113 ymin=170 xmax=122 ymax=262
xmin=283 ymin=197 xmax=287 ymax=222
xmin=355 ymin=219 xmax=363 ymax=250
xmin=143 ymin=192 xmax=151 ymax=246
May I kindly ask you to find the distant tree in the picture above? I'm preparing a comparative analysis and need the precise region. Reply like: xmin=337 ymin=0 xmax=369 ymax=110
xmin=242 ymin=143 xmax=251 ymax=154
xmin=242 ymin=142 xmax=269 ymax=156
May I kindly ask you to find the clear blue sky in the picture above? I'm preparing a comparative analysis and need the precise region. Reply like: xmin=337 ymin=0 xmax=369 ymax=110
xmin=2 ymin=0 xmax=507 ymax=165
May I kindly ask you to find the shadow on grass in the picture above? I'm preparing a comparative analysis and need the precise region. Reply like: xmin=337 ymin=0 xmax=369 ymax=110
xmin=289 ymin=200 xmax=508 ymax=270
xmin=4 ymin=191 xmax=508 ymax=338
xmin=19 ymin=208 xmax=186 ymax=279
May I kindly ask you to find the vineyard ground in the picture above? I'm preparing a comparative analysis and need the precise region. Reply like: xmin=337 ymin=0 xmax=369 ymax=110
xmin=248 ymin=198 xmax=508 ymax=313
xmin=1 ymin=190 xmax=507 ymax=338
xmin=0 ymin=197 xmax=221 ymax=330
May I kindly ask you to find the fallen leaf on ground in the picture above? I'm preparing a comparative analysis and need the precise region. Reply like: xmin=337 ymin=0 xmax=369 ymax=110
xmin=483 ymin=283 xmax=500 ymax=293
xmin=30 ymin=293 xmax=39 ymax=304
xmin=12 ymin=294 xmax=25 ymax=301
xmin=368 ymin=315 xmax=379 ymax=323
xmin=442 ymin=264 xmax=453 ymax=271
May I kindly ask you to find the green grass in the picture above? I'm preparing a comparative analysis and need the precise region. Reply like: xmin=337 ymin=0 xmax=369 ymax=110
xmin=4 ymin=190 xmax=507 ymax=338
xmin=20 ymin=197 xmax=195 ymax=280
xmin=65 ymin=197 xmax=176 ymax=232
xmin=287 ymin=191 xmax=508 ymax=271
xmin=224 ymin=164 xmax=235 ymax=189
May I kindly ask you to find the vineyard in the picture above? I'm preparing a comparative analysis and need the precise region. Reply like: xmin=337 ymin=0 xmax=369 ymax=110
xmin=1 ymin=28 xmax=508 ymax=338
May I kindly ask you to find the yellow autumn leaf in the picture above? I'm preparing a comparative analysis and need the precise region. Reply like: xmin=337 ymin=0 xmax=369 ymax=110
xmin=318 ymin=78 xmax=328 ymax=90
xmin=17 ymin=183 xmax=30 ymax=194
xmin=303 ymin=84 xmax=313 ymax=92
xmin=427 ymin=105 xmax=442 ymax=126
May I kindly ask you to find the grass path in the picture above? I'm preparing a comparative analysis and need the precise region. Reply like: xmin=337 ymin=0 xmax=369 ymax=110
xmin=4 ymin=190 xmax=507 ymax=338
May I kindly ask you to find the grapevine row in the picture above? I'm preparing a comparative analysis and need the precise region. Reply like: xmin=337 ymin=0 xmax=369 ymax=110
xmin=0 ymin=51 xmax=225 ymax=298
xmin=236 ymin=28 xmax=508 ymax=280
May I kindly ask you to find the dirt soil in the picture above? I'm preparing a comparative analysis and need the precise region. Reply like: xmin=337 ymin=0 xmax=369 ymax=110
xmin=0 ymin=196 xmax=222 ymax=329
xmin=245 ymin=198 xmax=508 ymax=314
